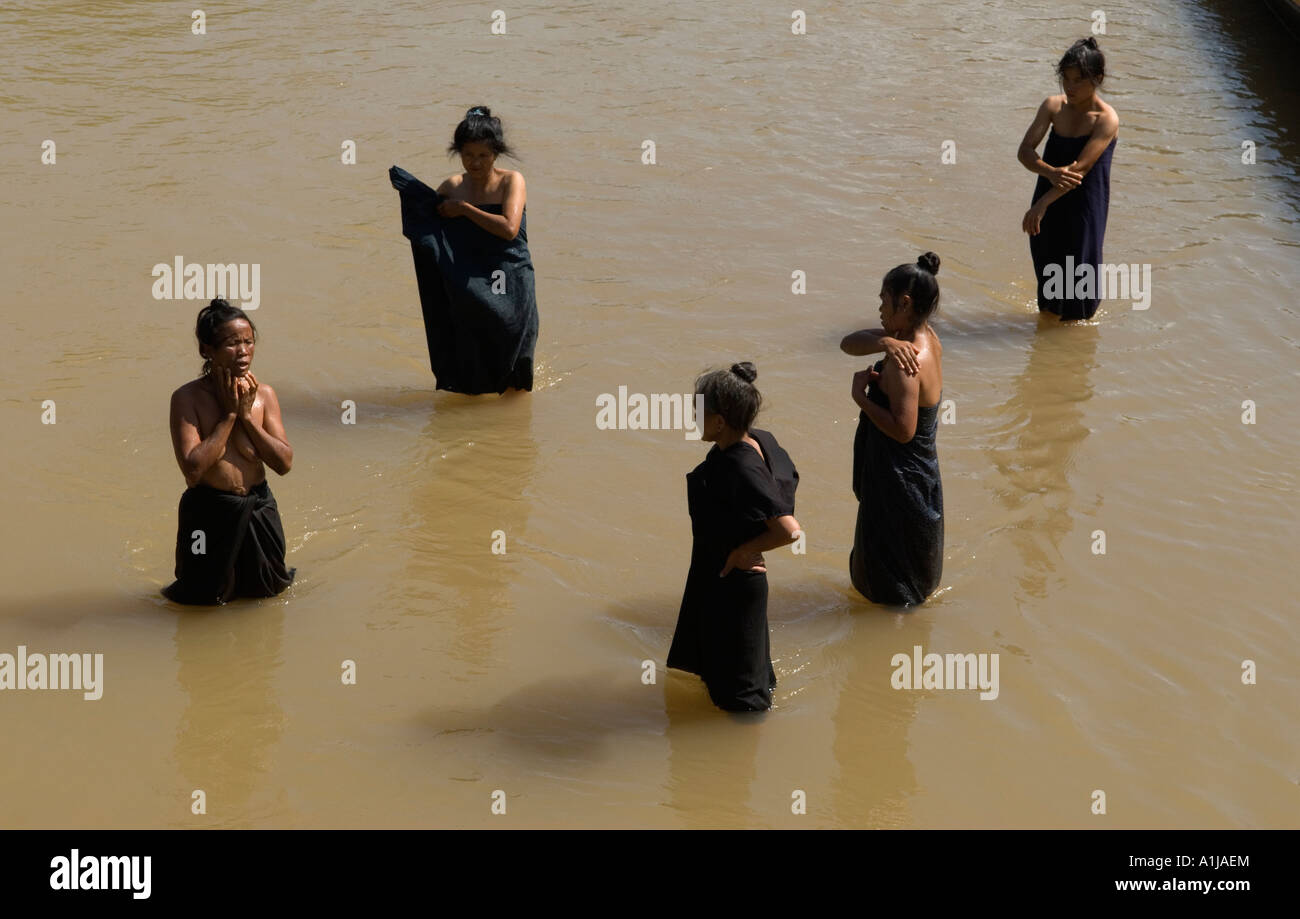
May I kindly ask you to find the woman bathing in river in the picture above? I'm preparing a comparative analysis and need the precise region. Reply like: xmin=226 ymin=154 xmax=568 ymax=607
xmin=163 ymin=298 xmax=295 ymax=605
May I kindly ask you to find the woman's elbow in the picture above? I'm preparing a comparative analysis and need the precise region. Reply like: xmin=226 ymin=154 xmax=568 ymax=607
xmin=179 ymin=457 xmax=202 ymax=488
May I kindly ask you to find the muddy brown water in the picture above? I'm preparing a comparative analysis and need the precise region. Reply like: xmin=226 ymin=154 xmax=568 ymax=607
xmin=1 ymin=0 xmax=1297 ymax=827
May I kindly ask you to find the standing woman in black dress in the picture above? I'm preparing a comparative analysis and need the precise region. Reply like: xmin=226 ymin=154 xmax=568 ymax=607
xmin=841 ymin=254 xmax=945 ymax=606
xmin=388 ymin=105 xmax=539 ymax=393
xmin=667 ymin=363 xmax=801 ymax=712
xmin=1018 ymin=38 xmax=1119 ymax=321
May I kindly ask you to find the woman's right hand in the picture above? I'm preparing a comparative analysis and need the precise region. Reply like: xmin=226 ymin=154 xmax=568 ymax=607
xmin=214 ymin=367 xmax=240 ymax=415
xmin=881 ymin=337 xmax=920 ymax=376
xmin=1049 ymin=165 xmax=1083 ymax=190
xmin=720 ymin=547 xmax=766 ymax=577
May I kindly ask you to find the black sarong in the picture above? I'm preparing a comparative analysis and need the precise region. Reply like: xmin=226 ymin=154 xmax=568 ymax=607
xmin=388 ymin=165 xmax=538 ymax=393
xmin=162 ymin=480 xmax=295 ymax=606
xmin=849 ymin=361 xmax=944 ymax=606
xmin=1029 ymin=128 xmax=1116 ymax=321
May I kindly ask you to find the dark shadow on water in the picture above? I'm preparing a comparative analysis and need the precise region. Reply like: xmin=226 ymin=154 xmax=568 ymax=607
xmin=1195 ymin=0 xmax=1300 ymax=211
xmin=419 ymin=671 xmax=663 ymax=760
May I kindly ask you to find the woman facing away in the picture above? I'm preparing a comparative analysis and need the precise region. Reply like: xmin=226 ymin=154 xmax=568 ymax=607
xmin=1019 ymin=37 xmax=1119 ymax=321
xmin=389 ymin=105 xmax=539 ymax=394
xmin=840 ymin=253 xmax=944 ymax=607
xmin=163 ymin=299 xmax=295 ymax=605
xmin=667 ymin=363 xmax=801 ymax=712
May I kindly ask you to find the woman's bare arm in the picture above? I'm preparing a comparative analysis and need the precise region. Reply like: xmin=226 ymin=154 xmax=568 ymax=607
xmin=721 ymin=515 xmax=802 ymax=575
xmin=841 ymin=329 xmax=920 ymax=375
xmin=853 ymin=360 xmax=919 ymax=443
xmin=238 ymin=376 xmax=293 ymax=475
xmin=1018 ymin=97 xmax=1059 ymax=176
xmin=441 ymin=172 xmax=526 ymax=240
xmin=1023 ymin=107 xmax=1118 ymax=234
xmin=170 ymin=377 xmax=236 ymax=488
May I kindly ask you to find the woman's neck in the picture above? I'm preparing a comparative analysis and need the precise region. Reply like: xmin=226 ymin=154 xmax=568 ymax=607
xmin=1067 ymin=93 xmax=1099 ymax=112
xmin=891 ymin=322 xmax=925 ymax=342
xmin=714 ymin=427 xmax=747 ymax=450
xmin=466 ymin=168 xmax=497 ymax=198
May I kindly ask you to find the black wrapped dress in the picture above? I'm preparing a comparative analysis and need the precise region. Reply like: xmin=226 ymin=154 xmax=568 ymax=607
xmin=668 ymin=429 xmax=798 ymax=711
xmin=389 ymin=165 xmax=538 ymax=393
xmin=849 ymin=361 xmax=943 ymax=606
xmin=1029 ymin=128 xmax=1116 ymax=321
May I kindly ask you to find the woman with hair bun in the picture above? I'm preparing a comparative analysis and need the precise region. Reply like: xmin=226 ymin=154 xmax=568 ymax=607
xmin=667 ymin=362 xmax=801 ymax=712
xmin=163 ymin=299 xmax=296 ymax=605
xmin=389 ymin=105 xmax=539 ymax=393
xmin=841 ymin=254 xmax=944 ymax=606
xmin=1018 ymin=37 xmax=1119 ymax=321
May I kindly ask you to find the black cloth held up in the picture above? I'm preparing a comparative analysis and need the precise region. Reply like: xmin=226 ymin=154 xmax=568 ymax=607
xmin=389 ymin=165 xmax=538 ymax=394
xmin=668 ymin=429 xmax=798 ymax=712
xmin=849 ymin=361 xmax=944 ymax=606
xmin=162 ymin=480 xmax=295 ymax=606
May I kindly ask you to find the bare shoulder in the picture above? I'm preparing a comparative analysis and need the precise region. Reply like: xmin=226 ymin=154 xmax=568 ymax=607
xmin=171 ymin=378 xmax=204 ymax=405
xmin=1099 ymin=98 xmax=1119 ymax=128
xmin=881 ymin=352 xmax=915 ymax=389
xmin=1044 ymin=94 xmax=1065 ymax=114
xmin=927 ymin=326 xmax=943 ymax=356
xmin=437 ymin=174 xmax=465 ymax=196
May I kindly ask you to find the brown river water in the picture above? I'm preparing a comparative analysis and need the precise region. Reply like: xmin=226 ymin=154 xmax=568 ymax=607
xmin=1 ymin=1 xmax=1297 ymax=828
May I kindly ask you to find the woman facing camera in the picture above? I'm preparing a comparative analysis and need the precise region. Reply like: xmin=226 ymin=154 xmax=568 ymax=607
xmin=1019 ymin=37 xmax=1119 ymax=321
xmin=840 ymin=253 xmax=944 ymax=607
xmin=389 ymin=105 xmax=539 ymax=394
xmin=163 ymin=299 xmax=295 ymax=605
xmin=667 ymin=363 xmax=800 ymax=712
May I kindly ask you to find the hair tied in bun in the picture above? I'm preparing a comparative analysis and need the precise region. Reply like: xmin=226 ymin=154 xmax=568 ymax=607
xmin=730 ymin=361 xmax=758 ymax=384
xmin=916 ymin=251 xmax=941 ymax=276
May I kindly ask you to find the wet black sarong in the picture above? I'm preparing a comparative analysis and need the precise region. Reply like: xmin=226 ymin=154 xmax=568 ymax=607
xmin=849 ymin=361 xmax=944 ymax=606
xmin=162 ymin=480 xmax=295 ymax=606
xmin=388 ymin=165 xmax=538 ymax=393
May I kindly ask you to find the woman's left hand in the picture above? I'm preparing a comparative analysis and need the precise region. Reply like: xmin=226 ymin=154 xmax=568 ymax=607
xmin=852 ymin=368 xmax=879 ymax=393
xmin=236 ymin=373 xmax=258 ymax=419
xmin=437 ymin=199 xmax=468 ymax=218
xmin=721 ymin=547 xmax=766 ymax=577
